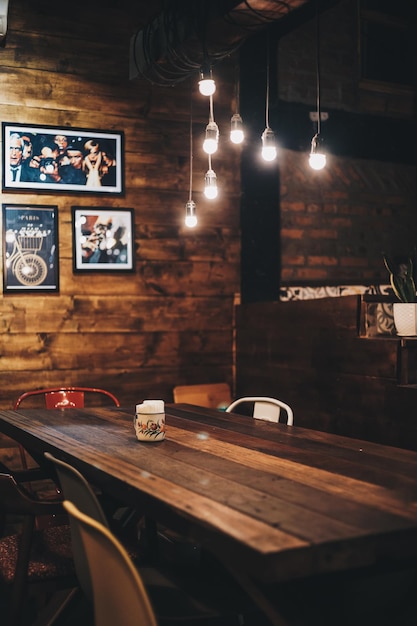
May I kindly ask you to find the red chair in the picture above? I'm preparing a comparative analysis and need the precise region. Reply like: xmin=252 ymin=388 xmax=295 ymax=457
xmin=13 ymin=387 xmax=120 ymax=470
xmin=14 ymin=386 xmax=120 ymax=410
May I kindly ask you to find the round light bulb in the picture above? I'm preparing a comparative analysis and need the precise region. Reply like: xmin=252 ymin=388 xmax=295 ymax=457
xmin=230 ymin=129 xmax=244 ymax=144
xmin=199 ymin=78 xmax=216 ymax=97
xmin=309 ymin=152 xmax=326 ymax=170
xmin=185 ymin=214 xmax=197 ymax=227
xmin=203 ymin=137 xmax=218 ymax=155
xmin=204 ymin=186 xmax=218 ymax=200
xmin=262 ymin=145 xmax=277 ymax=162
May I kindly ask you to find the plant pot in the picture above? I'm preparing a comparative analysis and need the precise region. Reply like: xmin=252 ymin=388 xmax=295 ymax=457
xmin=393 ymin=302 xmax=417 ymax=336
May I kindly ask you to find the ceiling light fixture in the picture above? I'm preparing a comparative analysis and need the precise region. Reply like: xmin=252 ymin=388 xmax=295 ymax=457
xmin=309 ymin=0 xmax=326 ymax=171
xmin=203 ymin=94 xmax=219 ymax=155
xmin=230 ymin=57 xmax=244 ymax=144
xmin=185 ymin=199 xmax=197 ymax=228
xmin=230 ymin=113 xmax=244 ymax=145
xmin=199 ymin=63 xmax=216 ymax=97
xmin=261 ymin=32 xmax=277 ymax=162
xmin=203 ymin=120 xmax=219 ymax=155
xmin=184 ymin=89 xmax=197 ymax=228
xmin=261 ymin=127 xmax=277 ymax=162
xmin=204 ymin=155 xmax=218 ymax=200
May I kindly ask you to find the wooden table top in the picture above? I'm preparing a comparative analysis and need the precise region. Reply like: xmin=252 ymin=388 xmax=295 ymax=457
xmin=1 ymin=403 xmax=417 ymax=586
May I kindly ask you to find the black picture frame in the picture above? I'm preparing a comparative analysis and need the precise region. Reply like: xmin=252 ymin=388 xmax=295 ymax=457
xmin=2 ymin=122 xmax=124 ymax=194
xmin=2 ymin=204 xmax=59 ymax=293
xmin=72 ymin=206 xmax=135 ymax=272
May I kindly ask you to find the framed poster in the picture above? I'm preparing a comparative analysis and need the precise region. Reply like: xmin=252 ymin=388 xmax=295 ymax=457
xmin=2 ymin=204 xmax=59 ymax=293
xmin=72 ymin=207 xmax=135 ymax=272
xmin=2 ymin=122 xmax=124 ymax=194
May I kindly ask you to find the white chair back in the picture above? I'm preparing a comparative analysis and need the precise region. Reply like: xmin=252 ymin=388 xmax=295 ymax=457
xmin=226 ymin=396 xmax=294 ymax=425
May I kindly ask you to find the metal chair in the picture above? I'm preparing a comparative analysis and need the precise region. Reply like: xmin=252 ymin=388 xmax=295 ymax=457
xmin=14 ymin=386 xmax=120 ymax=410
xmin=0 ymin=472 xmax=77 ymax=626
xmin=226 ymin=396 xmax=294 ymax=425
xmin=12 ymin=387 xmax=120 ymax=472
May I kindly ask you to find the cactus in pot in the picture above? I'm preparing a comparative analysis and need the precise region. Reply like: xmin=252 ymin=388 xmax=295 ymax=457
xmin=383 ymin=254 xmax=417 ymax=303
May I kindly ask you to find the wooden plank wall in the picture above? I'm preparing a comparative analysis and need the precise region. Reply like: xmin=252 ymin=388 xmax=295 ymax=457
xmin=0 ymin=0 xmax=241 ymax=413
xmin=235 ymin=296 xmax=417 ymax=450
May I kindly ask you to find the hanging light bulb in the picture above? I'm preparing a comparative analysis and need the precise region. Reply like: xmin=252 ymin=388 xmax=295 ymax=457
xmin=185 ymin=199 xmax=197 ymax=228
xmin=262 ymin=127 xmax=277 ymax=162
xmin=230 ymin=57 xmax=244 ymax=145
xmin=204 ymin=168 xmax=218 ymax=200
xmin=261 ymin=32 xmax=277 ymax=162
xmin=230 ymin=113 xmax=244 ymax=145
xmin=309 ymin=0 xmax=327 ymax=171
xmin=198 ymin=64 xmax=216 ymax=97
xmin=203 ymin=120 xmax=219 ymax=155
xmin=184 ymin=85 xmax=197 ymax=228
xmin=309 ymin=133 xmax=326 ymax=170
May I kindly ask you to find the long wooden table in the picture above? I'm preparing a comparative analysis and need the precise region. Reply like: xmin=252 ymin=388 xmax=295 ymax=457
xmin=1 ymin=403 xmax=417 ymax=625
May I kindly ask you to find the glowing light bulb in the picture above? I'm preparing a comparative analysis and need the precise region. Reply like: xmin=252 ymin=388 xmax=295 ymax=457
xmin=309 ymin=152 xmax=326 ymax=170
xmin=199 ymin=66 xmax=216 ymax=96
xmin=261 ymin=127 xmax=277 ymax=162
xmin=204 ymin=169 xmax=218 ymax=200
xmin=309 ymin=133 xmax=326 ymax=170
xmin=203 ymin=121 xmax=219 ymax=155
xmin=184 ymin=200 xmax=197 ymax=228
xmin=230 ymin=113 xmax=244 ymax=145
xmin=199 ymin=78 xmax=216 ymax=97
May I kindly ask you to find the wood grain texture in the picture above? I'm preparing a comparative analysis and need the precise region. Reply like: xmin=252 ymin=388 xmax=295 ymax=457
xmin=1 ymin=404 xmax=417 ymax=588
xmin=235 ymin=296 xmax=417 ymax=450
xmin=0 ymin=0 xmax=239 ymax=412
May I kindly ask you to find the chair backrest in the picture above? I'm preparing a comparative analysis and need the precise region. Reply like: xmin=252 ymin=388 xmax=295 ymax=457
xmin=173 ymin=383 xmax=232 ymax=410
xmin=226 ymin=396 xmax=294 ymax=426
xmin=14 ymin=387 xmax=120 ymax=410
xmin=44 ymin=452 xmax=109 ymax=601
xmin=63 ymin=500 xmax=158 ymax=626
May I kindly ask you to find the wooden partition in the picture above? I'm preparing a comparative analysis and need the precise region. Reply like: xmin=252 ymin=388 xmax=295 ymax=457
xmin=235 ymin=296 xmax=417 ymax=450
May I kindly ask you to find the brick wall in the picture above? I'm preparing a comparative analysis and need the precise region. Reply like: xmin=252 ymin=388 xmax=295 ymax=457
xmin=277 ymin=0 xmax=416 ymax=286
xmin=280 ymin=149 xmax=416 ymax=284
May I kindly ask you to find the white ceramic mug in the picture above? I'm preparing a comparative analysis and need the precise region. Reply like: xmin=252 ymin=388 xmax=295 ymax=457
xmin=134 ymin=400 xmax=165 ymax=442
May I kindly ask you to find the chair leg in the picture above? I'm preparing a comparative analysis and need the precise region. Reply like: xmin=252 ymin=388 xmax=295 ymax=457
xmin=7 ymin=515 xmax=35 ymax=626
xmin=31 ymin=587 xmax=80 ymax=626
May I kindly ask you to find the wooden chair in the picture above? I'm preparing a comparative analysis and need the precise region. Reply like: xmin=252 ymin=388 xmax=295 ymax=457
xmin=0 ymin=472 xmax=77 ymax=626
xmin=63 ymin=500 xmax=157 ymax=626
xmin=173 ymin=383 xmax=232 ymax=410
xmin=46 ymin=452 xmax=241 ymax=625
xmin=226 ymin=396 xmax=294 ymax=425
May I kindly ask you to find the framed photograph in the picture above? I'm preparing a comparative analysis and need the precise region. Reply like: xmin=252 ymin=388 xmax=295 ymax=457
xmin=2 ymin=204 xmax=59 ymax=293
xmin=72 ymin=207 xmax=135 ymax=272
xmin=2 ymin=122 xmax=124 ymax=194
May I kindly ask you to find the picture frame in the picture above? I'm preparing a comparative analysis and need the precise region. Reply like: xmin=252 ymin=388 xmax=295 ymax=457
xmin=72 ymin=207 xmax=135 ymax=272
xmin=2 ymin=122 xmax=124 ymax=194
xmin=2 ymin=204 xmax=59 ymax=293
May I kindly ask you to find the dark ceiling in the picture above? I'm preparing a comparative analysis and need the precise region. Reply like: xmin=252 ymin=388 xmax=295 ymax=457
xmin=129 ymin=0 xmax=326 ymax=85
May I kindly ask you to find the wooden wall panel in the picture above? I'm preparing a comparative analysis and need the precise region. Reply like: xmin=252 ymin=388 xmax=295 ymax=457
xmin=0 ymin=0 xmax=240 ymax=418
xmin=235 ymin=297 xmax=417 ymax=450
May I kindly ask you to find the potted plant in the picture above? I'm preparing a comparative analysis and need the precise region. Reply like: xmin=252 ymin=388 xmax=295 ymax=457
xmin=384 ymin=252 xmax=417 ymax=336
